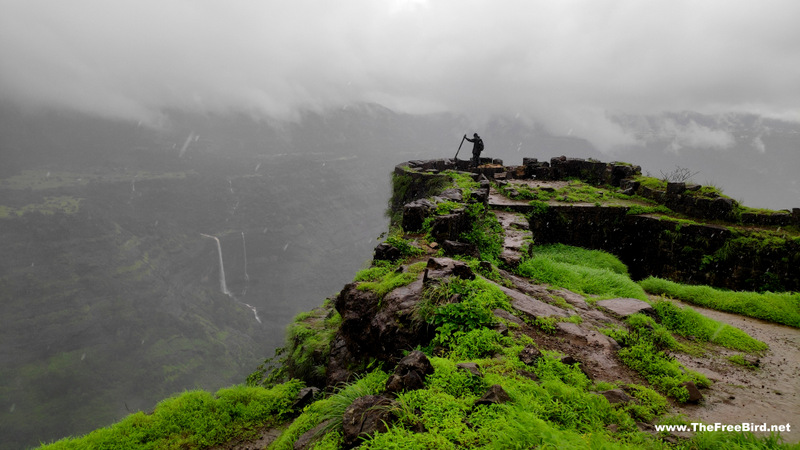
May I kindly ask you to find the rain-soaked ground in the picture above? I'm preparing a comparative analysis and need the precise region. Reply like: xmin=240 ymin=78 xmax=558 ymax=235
xmin=669 ymin=299 xmax=800 ymax=444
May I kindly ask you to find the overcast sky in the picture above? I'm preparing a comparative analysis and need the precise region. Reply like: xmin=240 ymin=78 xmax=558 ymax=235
xmin=3 ymin=0 xmax=800 ymax=150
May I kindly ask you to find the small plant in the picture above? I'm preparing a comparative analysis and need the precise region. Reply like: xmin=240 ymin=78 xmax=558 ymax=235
xmin=727 ymin=354 xmax=759 ymax=370
xmin=534 ymin=316 xmax=558 ymax=334
xmin=660 ymin=165 xmax=699 ymax=183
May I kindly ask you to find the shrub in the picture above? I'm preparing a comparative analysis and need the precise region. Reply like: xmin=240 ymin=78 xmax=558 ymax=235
xmin=40 ymin=381 xmax=304 ymax=449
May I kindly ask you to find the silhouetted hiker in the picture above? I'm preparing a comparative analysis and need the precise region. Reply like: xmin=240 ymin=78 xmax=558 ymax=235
xmin=464 ymin=133 xmax=484 ymax=168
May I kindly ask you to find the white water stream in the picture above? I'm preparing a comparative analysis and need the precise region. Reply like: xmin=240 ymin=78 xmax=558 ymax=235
xmin=201 ymin=233 xmax=261 ymax=324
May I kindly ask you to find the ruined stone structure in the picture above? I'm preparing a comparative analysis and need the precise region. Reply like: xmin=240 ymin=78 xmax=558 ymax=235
xmin=394 ymin=156 xmax=800 ymax=292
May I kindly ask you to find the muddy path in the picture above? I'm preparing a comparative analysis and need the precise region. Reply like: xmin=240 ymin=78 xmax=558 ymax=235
xmin=669 ymin=299 xmax=800 ymax=444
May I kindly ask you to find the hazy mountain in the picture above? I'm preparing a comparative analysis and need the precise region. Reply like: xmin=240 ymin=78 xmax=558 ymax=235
xmin=1 ymin=102 xmax=798 ymax=448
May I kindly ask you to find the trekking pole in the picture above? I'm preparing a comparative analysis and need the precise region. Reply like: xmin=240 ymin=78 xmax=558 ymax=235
xmin=454 ymin=135 xmax=466 ymax=160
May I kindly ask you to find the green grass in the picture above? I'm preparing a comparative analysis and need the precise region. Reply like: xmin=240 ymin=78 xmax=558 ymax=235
xmin=531 ymin=243 xmax=630 ymax=275
xmin=640 ymin=277 xmax=800 ymax=328
xmin=356 ymin=261 xmax=427 ymax=299
xmin=727 ymin=354 xmax=759 ymax=370
xmin=38 ymin=381 xmax=304 ymax=449
xmin=602 ymin=314 xmax=710 ymax=402
xmin=269 ymin=371 xmax=389 ymax=450
xmin=651 ymin=299 xmax=768 ymax=353
xmin=516 ymin=245 xmax=647 ymax=301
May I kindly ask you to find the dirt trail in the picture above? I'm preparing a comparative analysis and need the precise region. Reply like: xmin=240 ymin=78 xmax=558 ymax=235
xmin=670 ymin=300 xmax=800 ymax=444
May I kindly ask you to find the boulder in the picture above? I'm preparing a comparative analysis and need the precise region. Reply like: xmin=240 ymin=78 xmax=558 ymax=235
xmin=425 ymin=257 xmax=475 ymax=281
xmin=600 ymin=389 xmax=634 ymax=405
xmin=342 ymin=395 xmax=395 ymax=447
xmin=292 ymin=387 xmax=320 ymax=411
xmin=441 ymin=240 xmax=479 ymax=258
xmin=385 ymin=350 xmax=435 ymax=394
xmin=518 ymin=345 xmax=542 ymax=366
xmin=373 ymin=242 xmax=401 ymax=262
xmin=475 ymin=385 xmax=511 ymax=406
xmin=456 ymin=362 xmax=482 ymax=377
xmin=681 ymin=381 xmax=703 ymax=403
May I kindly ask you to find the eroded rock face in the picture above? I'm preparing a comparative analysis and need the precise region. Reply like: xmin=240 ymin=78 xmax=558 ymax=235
xmin=335 ymin=283 xmax=382 ymax=356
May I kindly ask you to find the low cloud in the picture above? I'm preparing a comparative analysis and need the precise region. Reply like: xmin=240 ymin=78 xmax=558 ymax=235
xmin=3 ymin=0 xmax=800 ymax=149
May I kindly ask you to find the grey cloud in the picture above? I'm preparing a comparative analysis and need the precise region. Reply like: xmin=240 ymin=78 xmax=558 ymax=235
xmin=3 ymin=0 xmax=800 ymax=149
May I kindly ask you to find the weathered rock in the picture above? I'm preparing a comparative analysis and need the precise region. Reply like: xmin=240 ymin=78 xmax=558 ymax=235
xmin=293 ymin=419 xmax=333 ymax=450
xmin=457 ymin=362 xmax=482 ymax=377
xmin=335 ymin=284 xmax=381 ymax=354
xmin=493 ymin=308 xmax=524 ymax=327
xmin=596 ymin=298 xmax=656 ymax=318
xmin=681 ymin=381 xmax=703 ymax=403
xmin=666 ymin=182 xmax=686 ymax=196
xmin=385 ymin=351 xmax=434 ymax=394
xmin=472 ymin=187 xmax=490 ymax=203
xmin=475 ymin=385 xmax=511 ymax=406
xmin=518 ymin=369 xmax=540 ymax=382
xmin=493 ymin=282 xmax=569 ymax=319
xmin=425 ymin=257 xmax=476 ymax=281
xmin=493 ymin=321 xmax=509 ymax=336
xmin=436 ymin=188 xmax=463 ymax=202
xmin=373 ymin=242 xmax=401 ymax=262
xmin=600 ymin=389 xmax=634 ymax=405
xmin=555 ymin=322 xmax=620 ymax=353
xmin=441 ymin=239 xmax=479 ymax=258
xmin=325 ymin=334 xmax=355 ymax=386
xmin=334 ymin=277 xmax=439 ymax=365
xmin=342 ymin=395 xmax=395 ymax=447
xmin=431 ymin=212 xmax=468 ymax=242
xmin=497 ymin=270 xmax=552 ymax=300
xmin=402 ymin=198 xmax=435 ymax=232
xmin=518 ymin=345 xmax=542 ymax=366
xmin=549 ymin=289 xmax=588 ymax=310
xmin=292 ymin=387 xmax=320 ymax=411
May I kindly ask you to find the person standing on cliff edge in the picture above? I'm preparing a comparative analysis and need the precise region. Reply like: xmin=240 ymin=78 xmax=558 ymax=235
xmin=464 ymin=133 xmax=484 ymax=168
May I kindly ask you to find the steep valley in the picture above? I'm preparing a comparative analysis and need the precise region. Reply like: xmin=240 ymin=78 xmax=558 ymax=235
xmin=0 ymin=153 xmax=389 ymax=449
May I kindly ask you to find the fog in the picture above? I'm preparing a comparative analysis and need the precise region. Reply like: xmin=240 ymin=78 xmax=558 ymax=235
xmin=3 ymin=0 xmax=800 ymax=151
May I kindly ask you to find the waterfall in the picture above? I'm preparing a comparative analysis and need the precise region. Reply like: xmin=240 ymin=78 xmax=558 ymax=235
xmin=241 ymin=232 xmax=249 ymax=296
xmin=201 ymin=233 xmax=260 ymax=324
xmin=241 ymin=232 xmax=249 ymax=281
xmin=201 ymin=233 xmax=230 ymax=295
xmin=178 ymin=132 xmax=195 ymax=158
